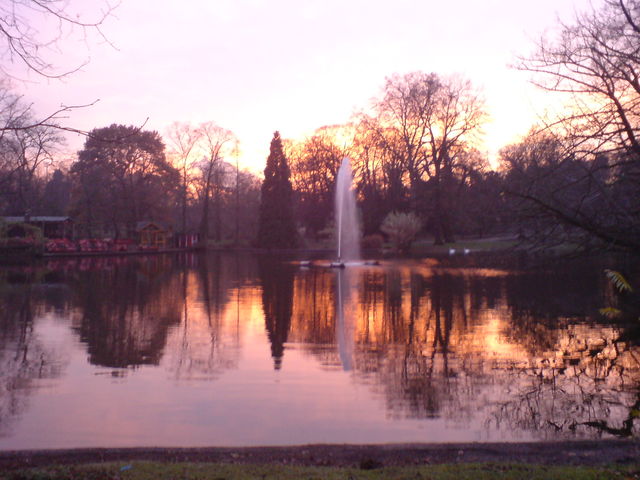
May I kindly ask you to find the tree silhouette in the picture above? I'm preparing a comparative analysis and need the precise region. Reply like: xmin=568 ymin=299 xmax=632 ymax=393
xmin=514 ymin=0 xmax=640 ymax=252
xmin=360 ymin=72 xmax=487 ymax=244
xmin=71 ymin=124 xmax=179 ymax=238
xmin=257 ymin=131 xmax=297 ymax=248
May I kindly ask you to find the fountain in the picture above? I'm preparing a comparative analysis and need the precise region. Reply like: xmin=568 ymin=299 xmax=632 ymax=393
xmin=297 ymin=157 xmax=369 ymax=269
xmin=330 ymin=157 xmax=360 ymax=268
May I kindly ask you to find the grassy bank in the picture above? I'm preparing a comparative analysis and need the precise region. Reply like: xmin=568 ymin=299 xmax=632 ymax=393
xmin=410 ymin=236 xmax=519 ymax=256
xmin=3 ymin=462 xmax=640 ymax=480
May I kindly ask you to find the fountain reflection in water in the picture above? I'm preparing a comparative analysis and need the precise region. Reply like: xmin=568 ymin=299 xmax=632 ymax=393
xmin=332 ymin=157 xmax=360 ymax=267
xmin=335 ymin=268 xmax=356 ymax=371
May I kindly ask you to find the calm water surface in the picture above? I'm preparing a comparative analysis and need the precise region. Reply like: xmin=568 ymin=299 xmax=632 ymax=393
xmin=0 ymin=252 xmax=638 ymax=449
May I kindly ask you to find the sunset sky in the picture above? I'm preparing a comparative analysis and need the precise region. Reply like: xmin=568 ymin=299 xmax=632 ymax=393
xmin=14 ymin=0 xmax=592 ymax=173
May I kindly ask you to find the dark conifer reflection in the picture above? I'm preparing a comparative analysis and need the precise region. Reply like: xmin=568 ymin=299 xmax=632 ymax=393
xmin=259 ymin=257 xmax=294 ymax=370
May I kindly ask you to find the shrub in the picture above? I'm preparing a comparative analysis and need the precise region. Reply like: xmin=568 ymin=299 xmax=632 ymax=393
xmin=380 ymin=211 xmax=422 ymax=253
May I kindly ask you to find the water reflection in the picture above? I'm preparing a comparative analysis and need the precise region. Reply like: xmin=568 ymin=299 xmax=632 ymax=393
xmin=289 ymin=259 xmax=639 ymax=437
xmin=259 ymin=258 xmax=294 ymax=370
xmin=0 ymin=253 xmax=637 ymax=448
xmin=70 ymin=256 xmax=182 ymax=368
xmin=336 ymin=268 xmax=357 ymax=371
xmin=489 ymin=322 xmax=640 ymax=437
xmin=0 ymin=271 xmax=67 ymax=437
xmin=165 ymin=256 xmax=241 ymax=381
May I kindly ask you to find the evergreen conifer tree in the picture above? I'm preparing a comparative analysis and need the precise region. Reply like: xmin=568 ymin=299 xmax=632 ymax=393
xmin=257 ymin=131 xmax=297 ymax=248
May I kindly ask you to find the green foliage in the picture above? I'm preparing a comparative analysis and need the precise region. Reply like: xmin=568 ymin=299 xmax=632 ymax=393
xmin=604 ymin=269 xmax=633 ymax=293
xmin=599 ymin=306 xmax=623 ymax=319
xmin=257 ymin=131 xmax=297 ymax=248
xmin=600 ymin=269 xmax=639 ymax=323
xmin=380 ymin=211 xmax=422 ymax=253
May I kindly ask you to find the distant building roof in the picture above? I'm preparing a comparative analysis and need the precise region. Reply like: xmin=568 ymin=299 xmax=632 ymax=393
xmin=3 ymin=216 xmax=72 ymax=223
xmin=136 ymin=220 xmax=167 ymax=231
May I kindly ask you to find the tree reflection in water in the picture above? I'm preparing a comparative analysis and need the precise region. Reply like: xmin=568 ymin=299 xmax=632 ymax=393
xmin=70 ymin=256 xmax=183 ymax=368
xmin=488 ymin=323 xmax=640 ymax=438
xmin=0 ymin=253 xmax=637 ymax=443
xmin=165 ymin=253 xmax=242 ymax=380
xmin=288 ymin=259 xmax=639 ymax=438
xmin=259 ymin=257 xmax=294 ymax=370
xmin=0 ymin=269 xmax=66 ymax=437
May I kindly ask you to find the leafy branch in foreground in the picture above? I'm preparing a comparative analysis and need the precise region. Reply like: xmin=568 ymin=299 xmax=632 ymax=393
xmin=605 ymin=269 xmax=634 ymax=294
xmin=600 ymin=269 xmax=638 ymax=321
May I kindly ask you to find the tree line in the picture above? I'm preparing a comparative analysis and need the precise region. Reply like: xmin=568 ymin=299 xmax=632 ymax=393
xmin=1 ymin=0 xmax=639 ymax=253
xmin=0 ymin=114 xmax=262 ymax=245
xmin=268 ymin=0 xmax=640 ymax=254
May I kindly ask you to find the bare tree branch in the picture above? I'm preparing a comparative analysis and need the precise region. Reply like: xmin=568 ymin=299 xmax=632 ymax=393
xmin=0 ymin=0 xmax=118 ymax=79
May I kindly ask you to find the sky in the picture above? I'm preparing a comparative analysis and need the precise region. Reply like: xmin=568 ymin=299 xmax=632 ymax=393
xmin=13 ymin=0 xmax=594 ymax=173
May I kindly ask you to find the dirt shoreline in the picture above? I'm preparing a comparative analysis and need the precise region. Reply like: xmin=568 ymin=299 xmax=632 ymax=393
xmin=0 ymin=440 xmax=638 ymax=471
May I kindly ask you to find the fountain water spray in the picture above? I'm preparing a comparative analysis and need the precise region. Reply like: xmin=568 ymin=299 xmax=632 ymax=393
xmin=332 ymin=157 xmax=360 ymax=267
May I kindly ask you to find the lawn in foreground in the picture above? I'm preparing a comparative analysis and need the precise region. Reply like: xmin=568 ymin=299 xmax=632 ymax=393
xmin=3 ymin=462 xmax=639 ymax=480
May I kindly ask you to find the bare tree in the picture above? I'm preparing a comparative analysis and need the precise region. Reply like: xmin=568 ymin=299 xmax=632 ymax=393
xmin=288 ymin=125 xmax=354 ymax=237
xmin=419 ymin=75 xmax=487 ymax=243
xmin=350 ymin=119 xmax=407 ymax=233
xmin=364 ymin=72 xmax=487 ymax=244
xmin=0 ymin=0 xmax=115 ymax=79
xmin=195 ymin=122 xmax=238 ymax=244
xmin=0 ymin=86 xmax=65 ymax=214
xmin=0 ymin=0 xmax=116 ymax=138
xmin=0 ymin=85 xmax=32 ymax=189
xmin=514 ymin=0 xmax=640 ymax=252
xmin=518 ymin=0 xmax=640 ymax=156
xmin=165 ymin=122 xmax=203 ymax=234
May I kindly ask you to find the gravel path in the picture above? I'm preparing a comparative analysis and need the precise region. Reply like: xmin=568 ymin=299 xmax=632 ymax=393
xmin=0 ymin=440 xmax=638 ymax=470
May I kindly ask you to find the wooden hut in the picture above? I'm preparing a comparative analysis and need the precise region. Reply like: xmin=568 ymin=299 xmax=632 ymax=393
xmin=136 ymin=221 xmax=169 ymax=249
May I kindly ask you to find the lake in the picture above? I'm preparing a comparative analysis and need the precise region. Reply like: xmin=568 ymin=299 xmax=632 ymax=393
xmin=0 ymin=252 xmax=638 ymax=449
